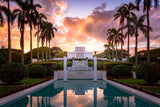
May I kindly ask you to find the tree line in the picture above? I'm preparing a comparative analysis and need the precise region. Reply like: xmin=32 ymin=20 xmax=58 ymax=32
xmin=104 ymin=0 xmax=159 ymax=69
xmin=0 ymin=0 xmax=57 ymax=64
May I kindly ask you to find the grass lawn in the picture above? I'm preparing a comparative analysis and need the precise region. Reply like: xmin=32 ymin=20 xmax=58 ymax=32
xmin=118 ymin=78 xmax=147 ymax=85
xmin=20 ymin=78 xmax=43 ymax=85
xmin=117 ymin=78 xmax=160 ymax=95
xmin=0 ymin=78 xmax=43 ymax=94
xmin=0 ymin=87 xmax=18 ymax=93
xmin=143 ymin=87 xmax=160 ymax=94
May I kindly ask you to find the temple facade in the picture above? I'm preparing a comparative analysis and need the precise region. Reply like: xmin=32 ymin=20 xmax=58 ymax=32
xmin=67 ymin=47 xmax=93 ymax=58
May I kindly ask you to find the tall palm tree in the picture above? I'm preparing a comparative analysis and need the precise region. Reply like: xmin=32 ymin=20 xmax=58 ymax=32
xmin=118 ymin=3 xmax=136 ymax=62
xmin=13 ymin=0 xmax=30 ymax=64
xmin=136 ymin=0 xmax=159 ymax=64
xmin=0 ymin=0 xmax=15 ymax=63
xmin=35 ymin=13 xmax=47 ymax=62
xmin=47 ymin=23 xmax=57 ymax=61
xmin=107 ymin=28 xmax=123 ymax=62
xmin=104 ymin=43 xmax=111 ymax=61
xmin=129 ymin=15 xmax=148 ymax=69
xmin=114 ymin=5 xmax=126 ymax=60
xmin=27 ymin=0 xmax=41 ymax=63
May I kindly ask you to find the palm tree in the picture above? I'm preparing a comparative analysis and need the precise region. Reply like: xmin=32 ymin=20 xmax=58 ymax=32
xmin=114 ymin=6 xmax=126 ymax=60
xmin=136 ymin=0 xmax=159 ymax=64
xmin=13 ymin=0 xmax=30 ymax=64
xmin=129 ymin=15 xmax=148 ymax=69
xmin=0 ymin=0 xmax=15 ymax=63
xmin=35 ymin=13 xmax=47 ymax=62
xmin=118 ymin=3 xmax=136 ymax=62
xmin=27 ymin=0 xmax=41 ymax=63
xmin=107 ymin=28 xmax=123 ymax=62
xmin=104 ymin=44 xmax=111 ymax=61
xmin=47 ymin=23 xmax=57 ymax=61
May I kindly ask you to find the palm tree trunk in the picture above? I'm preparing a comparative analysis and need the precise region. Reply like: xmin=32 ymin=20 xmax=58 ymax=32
xmin=30 ymin=28 xmax=32 ymax=63
xmin=121 ymin=42 xmax=123 ymax=61
xmin=49 ymin=40 xmax=51 ymax=61
xmin=147 ymin=9 xmax=150 ymax=65
xmin=42 ymin=41 xmax=44 ymax=62
xmin=45 ymin=40 xmax=47 ymax=61
xmin=112 ymin=49 xmax=114 ymax=61
xmin=21 ymin=29 xmax=24 ymax=64
xmin=116 ymin=44 xmax=117 ymax=62
xmin=8 ymin=0 xmax=11 ymax=63
xmin=127 ymin=19 xmax=130 ymax=62
xmin=135 ymin=36 xmax=138 ymax=69
xmin=37 ymin=25 xmax=40 ymax=62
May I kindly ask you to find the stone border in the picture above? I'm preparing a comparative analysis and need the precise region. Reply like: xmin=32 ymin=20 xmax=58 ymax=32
xmin=105 ymin=79 xmax=160 ymax=106
xmin=0 ymin=79 xmax=56 ymax=106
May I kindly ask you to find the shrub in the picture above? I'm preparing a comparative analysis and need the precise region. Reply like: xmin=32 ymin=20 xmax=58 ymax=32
xmin=97 ymin=61 xmax=104 ymax=70
xmin=28 ymin=62 xmax=56 ymax=76
xmin=104 ymin=62 xmax=133 ymax=76
xmin=55 ymin=62 xmax=63 ymax=70
xmin=0 ymin=63 xmax=28 ymax=83
xmin=111 ymin=65 xmax=132 ymax=76
xmin=67 ymin=61 xmax=72 ymax=67
xmin=88 ymin=61 xmax=93 ymax=67
xmin=136 ymin=65 xmax=159 ymax=84
xmin=29 ymin=65 xmax=47 ymax=78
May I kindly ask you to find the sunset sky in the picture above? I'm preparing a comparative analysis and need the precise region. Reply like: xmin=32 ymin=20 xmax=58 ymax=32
xmin=0 ymin=0 xmax=160 ymax=55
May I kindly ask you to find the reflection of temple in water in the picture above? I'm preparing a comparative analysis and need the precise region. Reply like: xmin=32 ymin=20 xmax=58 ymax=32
xmin=8 ymin=80 xmax=159 ymax=107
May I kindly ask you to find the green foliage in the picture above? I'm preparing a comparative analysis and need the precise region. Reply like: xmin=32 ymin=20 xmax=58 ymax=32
xmin=88 ymin=61 xmax=94 ymax=67
xmin=55 ymin=51 xmax=64 ymax=58
xmin=28 ymin=62 xmax=56 ymax=76
xmin=0 ymin=63 xmax=28 ymax=83
xmin=97 ymin=61 xmax=105 ymax=70
xmin=136 ymin=65 xmax=159 ymax=84
xmin=29 ymin=65 xmax=47 ymax=78
xmin=0 ymin=52 xmax=5 ymax=65
xmin=55 ymin=61 xmax=63 ymax=70
xmin=20 ymin=79 xmax=43 ymax=85
xmin=0 ymin=49 xmax=21 ymax=64
xmin=104 ymin=62 xmax=133 ymax=76
xmin=67 ymin=61 xmax=72 ymax=67
xmin=118 ymin=79 xmax=147 ymax=85
xmin=111 ymin=65 xmax=132 ymax=76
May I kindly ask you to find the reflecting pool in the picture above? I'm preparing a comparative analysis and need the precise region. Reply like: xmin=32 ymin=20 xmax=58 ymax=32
xmin=2 ymin=80 xmax=160 ymax=107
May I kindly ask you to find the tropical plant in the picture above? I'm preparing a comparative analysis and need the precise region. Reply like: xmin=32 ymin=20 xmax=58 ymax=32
xmin=27 ymin=0 xmax=41 ymax=63
xmin=107 ymin=28 xmax=124 ymax=62
xmin=136 ymin=0 xmax=159 ymax=64
xmin=34 ymin=13 xmax=47 ymax=62
xmin=129 ymin=15 xmax=148 ymax=69
xmin=117 ymin=3 xmax=136 ymax=62
xmin=12 ymin=0 xmax=31 ymax=64
xmin=104 ymin=43 xmax=111 ymax=61
xmin=0 ymin=0 xmax=16 ymax=63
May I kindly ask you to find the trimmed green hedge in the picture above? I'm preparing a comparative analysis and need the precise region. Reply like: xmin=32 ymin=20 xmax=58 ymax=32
xmin=29 ymin=65 xmax=47 ymax=78
xmin=28 ymin=62 xmax=56 ymax=76
xmin=111 ymin=65 xmax=131 ymax=76
xmin=136 ymin=65 xmax=159 ymax=84
xmin=104 ymin=62 xmax=133 ymax=76
xmin=0 ymin=63 xmax=28 ymax=83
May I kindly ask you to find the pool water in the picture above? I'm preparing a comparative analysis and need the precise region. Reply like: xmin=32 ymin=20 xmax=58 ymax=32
xmin=2 ymin=80 xmax=160 ymax=107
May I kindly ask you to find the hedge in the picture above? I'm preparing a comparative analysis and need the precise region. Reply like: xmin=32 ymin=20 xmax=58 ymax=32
xmin=0 ymin=63 xmax=28 ymax=83
xmin=104 ymin=62 xmax=133 ymax=76
xmin=28 ymin=65 xmax=47 ymax=78
xmin=28 ymin=62 xmax=56 ymax=76
xmin=111 ymin=65 xmax=132 ymax=76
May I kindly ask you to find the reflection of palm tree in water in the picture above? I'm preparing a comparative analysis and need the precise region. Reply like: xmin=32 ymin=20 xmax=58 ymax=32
xmin=103 ymin=96 xmax=124 ymax=107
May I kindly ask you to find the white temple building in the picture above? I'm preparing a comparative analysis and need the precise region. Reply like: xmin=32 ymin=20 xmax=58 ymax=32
xmin=67 ymin=47 xmax=93 ymax=58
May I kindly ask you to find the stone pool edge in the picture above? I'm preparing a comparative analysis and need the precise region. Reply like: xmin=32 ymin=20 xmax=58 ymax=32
xmin=0 ymin=79 xmax=56 ymax=106
xmin=105 ymin=79 xmax=160 ymax=106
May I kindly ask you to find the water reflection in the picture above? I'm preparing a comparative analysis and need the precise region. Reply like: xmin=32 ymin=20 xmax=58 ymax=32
xmin=3 ymin=80 xmax=159 ymax=107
